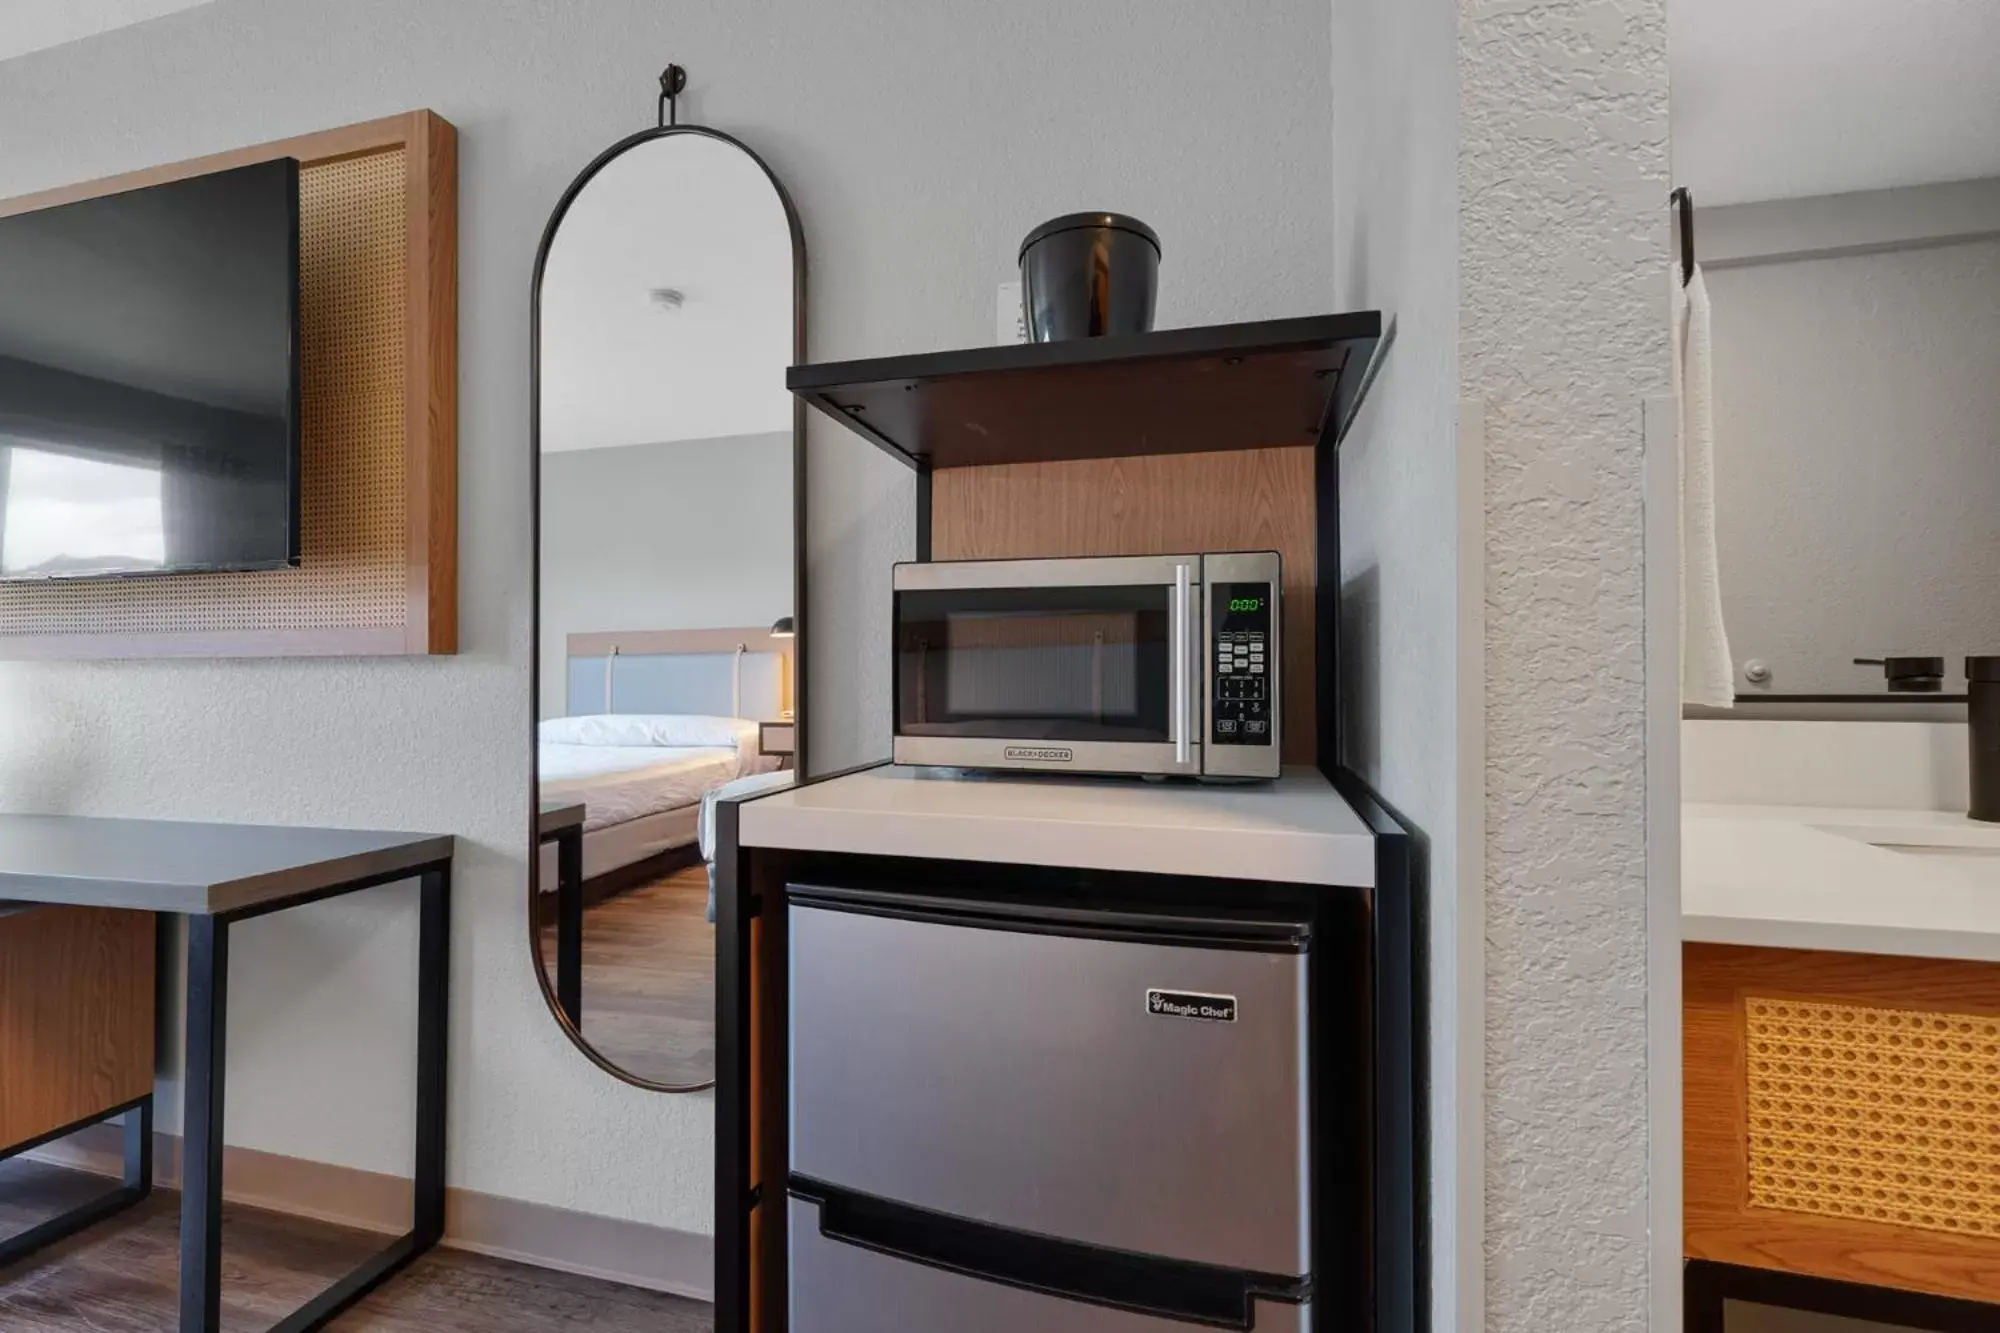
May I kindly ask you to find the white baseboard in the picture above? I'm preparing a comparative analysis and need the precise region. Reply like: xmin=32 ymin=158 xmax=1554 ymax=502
xmin=29 ymin=1126 xmax=713 ymax=1303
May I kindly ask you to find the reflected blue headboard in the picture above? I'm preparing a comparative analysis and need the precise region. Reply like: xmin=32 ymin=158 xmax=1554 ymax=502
xmin=565 ymin=626 xmax=792 ymax=720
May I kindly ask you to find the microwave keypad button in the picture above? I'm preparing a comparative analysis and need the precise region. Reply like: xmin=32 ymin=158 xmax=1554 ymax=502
xmin=1250 ymin=663 xmax=1265 ymax=674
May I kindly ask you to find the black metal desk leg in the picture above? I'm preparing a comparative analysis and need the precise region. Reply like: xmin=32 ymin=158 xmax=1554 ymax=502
xmin=181 ymin=914 xmax=229 ymax=1333
xmin=413 ymin=865 xmax=451 ymax=1248
xmin=242 ymin=861 xmax=453 ymax=1333
xmin=125 ymin=1094 xmax=153 ymax=1198
xmin=556 ymin=831 xmax=582 ymax=1029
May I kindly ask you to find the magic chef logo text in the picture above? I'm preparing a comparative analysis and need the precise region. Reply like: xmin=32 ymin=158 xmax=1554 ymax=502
xmin=1146 ymin=989 xmax=1238 ymax=1023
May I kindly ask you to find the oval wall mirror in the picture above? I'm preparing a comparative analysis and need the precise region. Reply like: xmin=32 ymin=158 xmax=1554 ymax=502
xmin=530 ymin=114 xmax=804 ymax=1092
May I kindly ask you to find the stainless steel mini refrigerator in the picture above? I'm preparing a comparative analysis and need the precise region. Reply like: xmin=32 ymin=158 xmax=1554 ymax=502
xmin=787 ymin=883 xmax=1315 ymax=1331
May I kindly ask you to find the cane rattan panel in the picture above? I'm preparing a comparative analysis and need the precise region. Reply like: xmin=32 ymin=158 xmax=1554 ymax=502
xmin=1746 ymin=995 xmax=2000 ymax=1238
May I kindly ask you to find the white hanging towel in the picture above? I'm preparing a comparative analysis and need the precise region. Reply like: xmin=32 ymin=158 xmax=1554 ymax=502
xmin=1674 ymin=264 xmax=1735 ymax=707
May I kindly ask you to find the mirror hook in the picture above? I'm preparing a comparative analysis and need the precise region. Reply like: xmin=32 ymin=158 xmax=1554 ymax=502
xmin=657 ymin=64 xmax=687 ymax=129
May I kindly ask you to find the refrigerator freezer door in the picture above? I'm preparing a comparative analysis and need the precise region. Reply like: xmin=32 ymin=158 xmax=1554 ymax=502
xmin=789 ymin=1196 xmax=1312 ymax=1333
xmin=788 ymin=892 xmax=1311 ymax=1276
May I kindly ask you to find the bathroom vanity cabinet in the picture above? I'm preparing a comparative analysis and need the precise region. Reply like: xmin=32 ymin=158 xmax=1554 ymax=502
xmin=1683 ymin=801 xmax=2000 ymax=1328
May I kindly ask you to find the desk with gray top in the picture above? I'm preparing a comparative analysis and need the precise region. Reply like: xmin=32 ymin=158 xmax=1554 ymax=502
xmin=0 ymin=815 xmax=455 ymax=1333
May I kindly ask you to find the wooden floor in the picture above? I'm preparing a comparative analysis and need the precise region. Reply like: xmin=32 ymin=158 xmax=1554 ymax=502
xmin=537 ymin=864 xmax=715 ymax=1086
xmin=0 ymin=1159 xmax=711 ymax=1331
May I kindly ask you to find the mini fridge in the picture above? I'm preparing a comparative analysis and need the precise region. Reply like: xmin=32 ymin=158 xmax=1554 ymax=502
xmin=787 ymin=882 xmax=1316 ymax=1331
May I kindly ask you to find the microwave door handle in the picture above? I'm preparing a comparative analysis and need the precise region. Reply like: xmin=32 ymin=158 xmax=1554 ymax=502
xmin=1172 ymin=561 xmax=1192 ymax=767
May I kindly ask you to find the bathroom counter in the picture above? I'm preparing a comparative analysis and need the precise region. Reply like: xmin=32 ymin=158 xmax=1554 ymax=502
xmin=1683 ymin=802 xmax=2000 ymax=962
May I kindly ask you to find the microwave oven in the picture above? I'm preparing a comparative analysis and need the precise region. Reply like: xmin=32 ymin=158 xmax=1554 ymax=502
xmin=891 ymin=552 xmax=1281 ymax=780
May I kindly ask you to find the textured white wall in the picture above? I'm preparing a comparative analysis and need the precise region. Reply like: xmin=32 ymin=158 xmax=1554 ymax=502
xmin=1328 ymin=0 xmax=1474 ymax=1328
xmin=1462 ymin=0 xmax=1669 ymax=1328
xmin=1709 ymin=236 xmax=2000 ymax=694
xmin=0 ymin=0 xmax=214 ymax=63
xmin=0 ymin=0 xmax=1335 ymax=1233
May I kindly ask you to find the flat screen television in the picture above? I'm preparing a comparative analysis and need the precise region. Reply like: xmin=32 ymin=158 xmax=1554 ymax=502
xmin=0 ymin=158 xmax=300 ymax=581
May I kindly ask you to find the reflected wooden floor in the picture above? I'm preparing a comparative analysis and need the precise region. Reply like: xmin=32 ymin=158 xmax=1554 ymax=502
xmin=0 ymin=1159 xmax=711 ymax=1331
xmin=538 ymin=864 xmax=715 ymax=1086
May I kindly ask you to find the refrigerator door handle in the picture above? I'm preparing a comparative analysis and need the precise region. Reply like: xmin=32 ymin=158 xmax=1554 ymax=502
xmin=787 ymin=882 xmax=1310 ymax=951
xmin=790 ymin=1177 xmax=1309 ymax=1332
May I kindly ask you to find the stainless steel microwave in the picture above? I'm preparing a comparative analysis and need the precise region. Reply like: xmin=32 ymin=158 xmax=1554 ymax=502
xmin=892 ymin=552 xmax=1281 ymax=780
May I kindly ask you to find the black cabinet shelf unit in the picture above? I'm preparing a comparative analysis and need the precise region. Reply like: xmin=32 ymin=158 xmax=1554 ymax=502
xmin=744 ymin=308 xmax=1417 ymax=1332
xmin=786 ymin=312 xmax=1383 ymax=471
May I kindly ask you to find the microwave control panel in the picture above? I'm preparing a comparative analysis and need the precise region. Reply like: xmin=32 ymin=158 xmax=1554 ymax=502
xmin=1210 ymin=582 xmax=1274 ymax=747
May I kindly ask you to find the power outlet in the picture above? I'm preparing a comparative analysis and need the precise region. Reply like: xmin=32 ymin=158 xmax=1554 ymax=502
xmin=996 ymin=280 xmax=1027 ymax=344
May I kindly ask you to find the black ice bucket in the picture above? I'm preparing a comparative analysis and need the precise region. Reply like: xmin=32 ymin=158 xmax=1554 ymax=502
xmin=1018 ymin=212 xmax=1160 ymax=342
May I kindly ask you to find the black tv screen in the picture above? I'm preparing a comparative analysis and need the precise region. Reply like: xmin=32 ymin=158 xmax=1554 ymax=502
xmin=0 ymin=159 xmax=300 ymax=581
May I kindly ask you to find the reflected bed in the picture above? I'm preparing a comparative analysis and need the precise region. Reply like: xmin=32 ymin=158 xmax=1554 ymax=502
xmin=537 ymin=627 xmax=793 ymax=884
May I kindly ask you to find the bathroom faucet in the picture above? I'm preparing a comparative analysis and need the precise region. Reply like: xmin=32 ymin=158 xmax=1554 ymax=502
xmin=1854 ymin=656 xmax=1946 ymax=693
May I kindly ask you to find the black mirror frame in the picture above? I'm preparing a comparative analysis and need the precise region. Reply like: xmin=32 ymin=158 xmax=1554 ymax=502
xmin=528 ymin=122 xmax=808 ymax=1093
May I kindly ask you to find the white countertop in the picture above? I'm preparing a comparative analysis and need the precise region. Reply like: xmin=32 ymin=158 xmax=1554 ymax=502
xmin=1684 ymin=803 xmax=2000 ymax=962
xmin=735 ymin=764 xmax=1377 ymax=887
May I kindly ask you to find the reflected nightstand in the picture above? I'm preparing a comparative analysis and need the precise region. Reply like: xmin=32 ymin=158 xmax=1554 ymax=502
xmin=759 ymin=720 xmax=796 ymax=770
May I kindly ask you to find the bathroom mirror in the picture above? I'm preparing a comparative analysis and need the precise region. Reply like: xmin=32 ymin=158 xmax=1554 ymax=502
xmin=530 ymin=122 xmax=804 ymax=1091
xmin=1673 ymin=3 xmax=2000 ymax=710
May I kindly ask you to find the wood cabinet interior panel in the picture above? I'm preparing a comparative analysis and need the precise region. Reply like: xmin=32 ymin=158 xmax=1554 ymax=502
xmin=931 ymin=446 xmax=1316 ymax=763
xmin=0 ymin=906 xmax=155 ymax=1149
xmin=1685 ymin=942 xmax=2000 ymax=1305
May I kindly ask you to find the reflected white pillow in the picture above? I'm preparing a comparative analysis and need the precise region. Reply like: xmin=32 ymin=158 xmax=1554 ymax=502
xmin=538 ymin=713 xmax=756 ymax=749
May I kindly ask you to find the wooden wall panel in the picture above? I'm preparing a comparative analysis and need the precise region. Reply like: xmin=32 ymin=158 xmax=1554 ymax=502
xmin=931 ymin=446 xmax=1316 ymax=764
xmin=0 ymin=906 xmax=155 ymax=1149
xmin=0 ymin=111 xmax=457 ymax=658
xmin=1686 ymin=942 xmax=2000 ymax=1304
